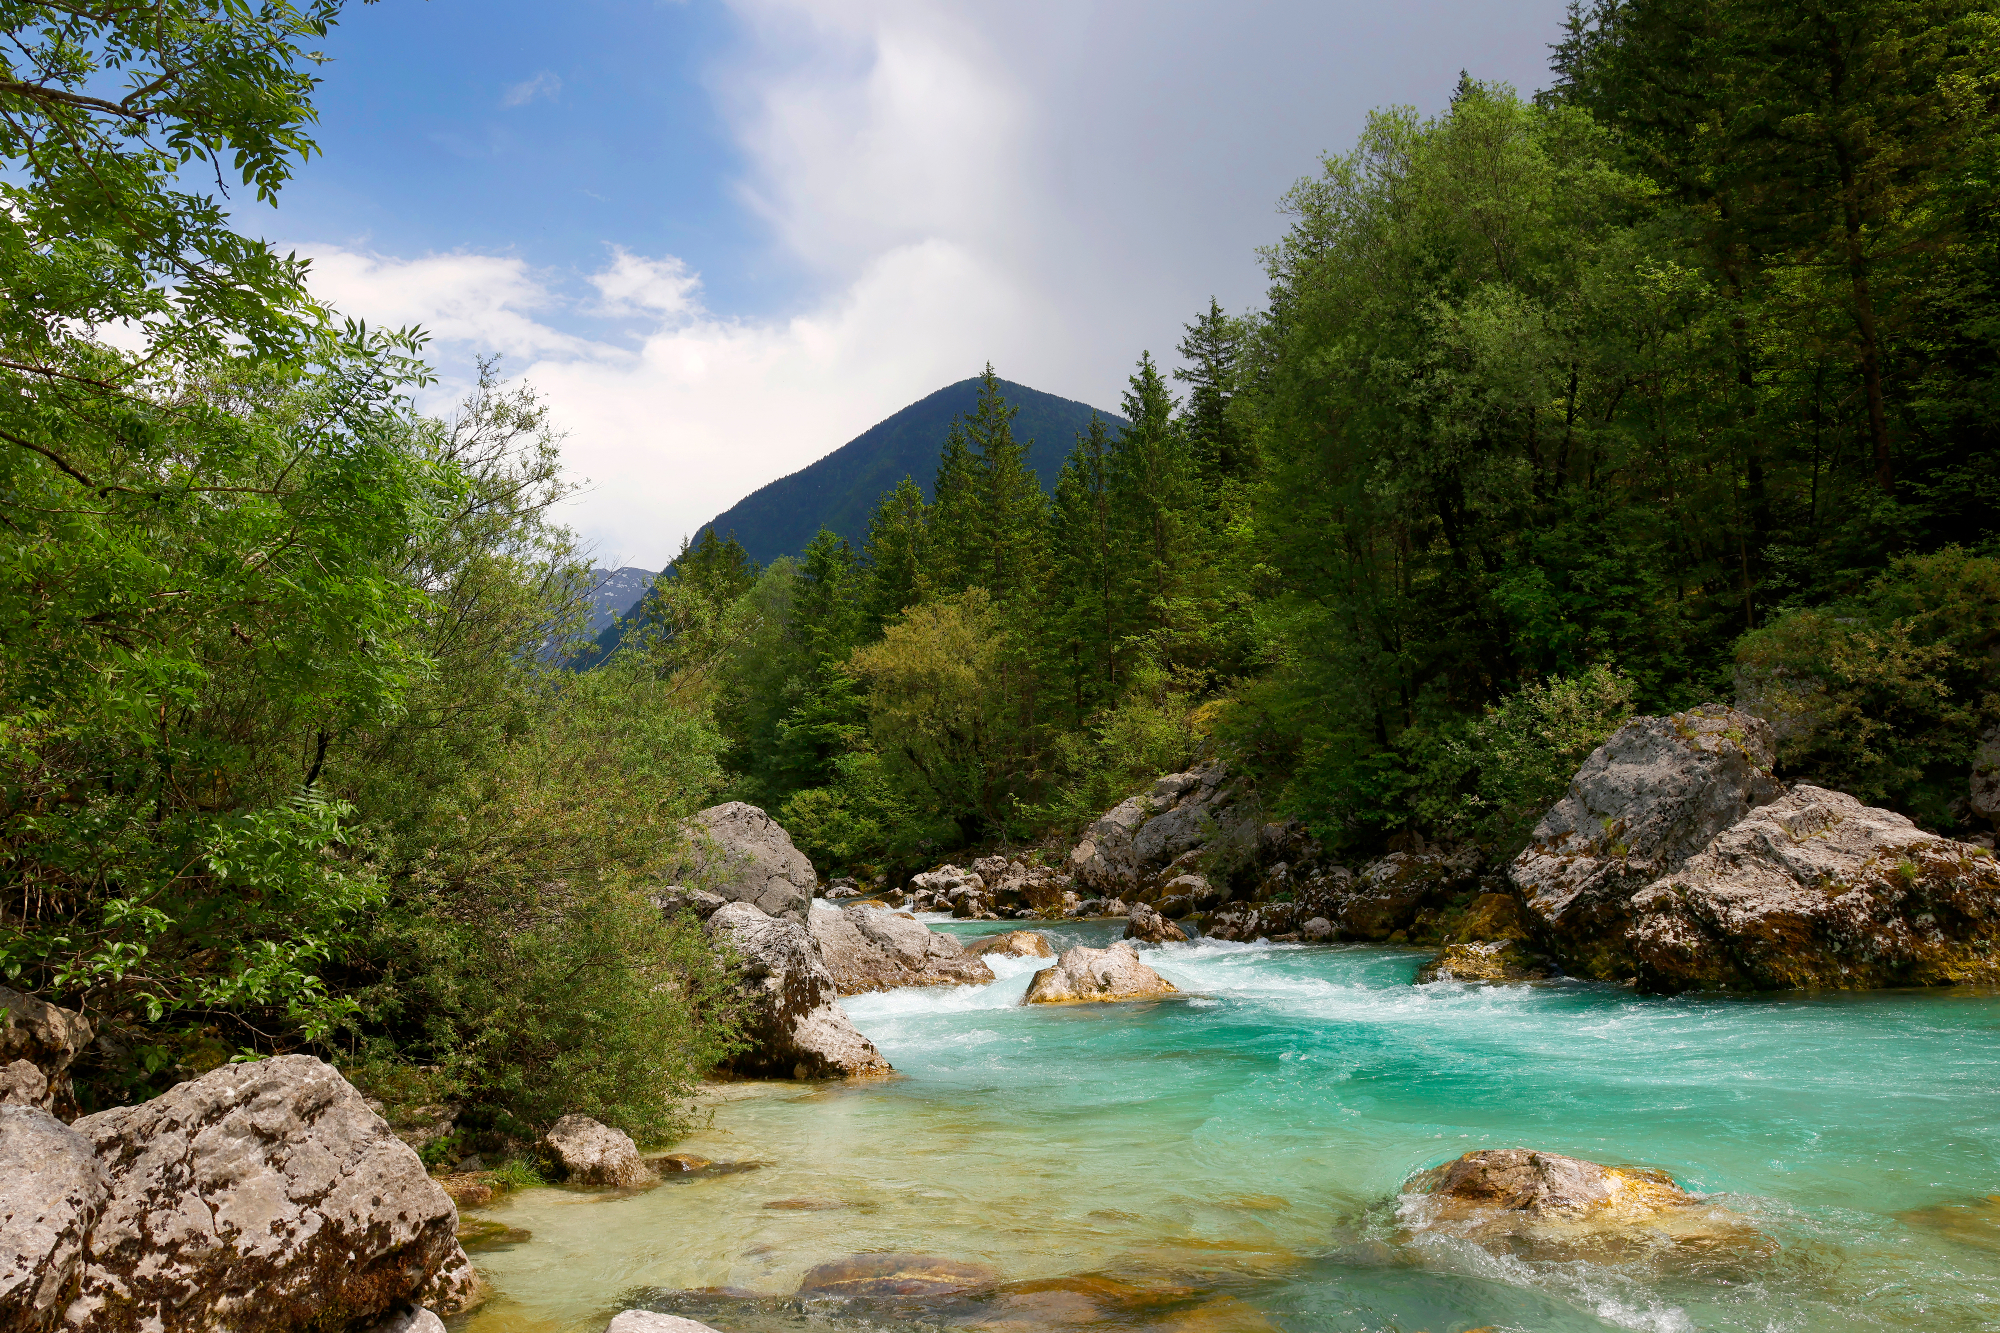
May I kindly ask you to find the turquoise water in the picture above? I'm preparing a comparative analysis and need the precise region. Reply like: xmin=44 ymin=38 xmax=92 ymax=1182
xmin=463 ymin=917 xmax=2000 ymax=1333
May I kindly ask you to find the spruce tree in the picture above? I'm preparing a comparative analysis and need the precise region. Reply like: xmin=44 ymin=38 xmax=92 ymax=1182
xmin=1175 ymin=298 xmax=1253 ymax=487
xmin=860 ymin=476 xmax=930 ymax=631
xmin=1108 ymin=352 xmax=1205 ymax=655
xmin=960 ymin=364 xmax=1049 ymax=598
xmin=928 ymin=421 xmax=977 ymax=591
xmin=1044 ymin=415 xmax=1122 ymax=722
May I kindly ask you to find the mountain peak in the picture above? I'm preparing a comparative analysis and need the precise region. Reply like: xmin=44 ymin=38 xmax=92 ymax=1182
xmin=688 ymin=377 xmax=1124 ymax=567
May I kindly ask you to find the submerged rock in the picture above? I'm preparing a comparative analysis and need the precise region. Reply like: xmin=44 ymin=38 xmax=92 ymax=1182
xmin=0 ymin=986 xmax=93 ymax=1117
xmin=797 ymin=1253 xmax=998 ymax=1298
xmin=650 ymin=1153 xmax=711 ymax=1174
xmin=706 ymin=902 xmax=891 ymax=1078
xmin=677 ymin=803 xmax=818 ymax=921
xmin=1023 ymin=943 xmax=1178 ymax=1005
xmin=1 ymin=1105 xmax=107 ymax=1333
xmin=1123 ymin=902 xmax=1188 ymax=945
xmin=1629 ymin=785 xmax=2000 ymax=993
xmin=543 ymin=1115 xmax=652 ymax=1188
xmin=966 ymin=931 xmax=1054 ymax=959
xmin=809 ymin=905 xmax=994 ymax=994
xmin=606 ymin=1312 xmax=726 ymax=1333
xmin=1512 ymin=705 xmax=1783 ymax=977
xmin=64 ymin=1054 xmax=475 ymax=1333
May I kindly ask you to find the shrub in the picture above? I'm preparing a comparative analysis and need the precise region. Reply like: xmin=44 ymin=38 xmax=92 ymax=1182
xmin=1735 ymin=548 xmax=2000 ymax=827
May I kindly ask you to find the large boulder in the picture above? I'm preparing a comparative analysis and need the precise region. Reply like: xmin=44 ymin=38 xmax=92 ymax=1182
xmin=1 ymin=1105 xmax=107 ymax=1333
xmin=1022 ymin=943 xmax=1178 ymax=1005
xmin=705 ymin=903 xmax=891 ymax=1079
xmin=1396 ymin=1148 xmax=1757 ymax=1265
xmin=1971 ymin=725 xmax=2000 ymax=828
xmin=1628 ymin=785 xmax=2000 ymax=993
xmin=1122 ymin=902 xmax=1187 ymax=945
xmin=677 ymin=803 xmax=817 ymax=921
xmin=1407 ymin=1149 xmax=1691 ymax=1224
xmin=809 ymin=906 xmax=994 ymax=994
xmin=0 ymin=988 xmax=93 ymax=1117
xmin=1511 ymin=705 xmax=1784 ymax=977
xmin=1066 ymin=763 xmax=1232 ymax=899
xmin=64 ymin=1054 xmax=475 ymax=1333
xmin=542 ymin=1115 xmax=651 ymax=1189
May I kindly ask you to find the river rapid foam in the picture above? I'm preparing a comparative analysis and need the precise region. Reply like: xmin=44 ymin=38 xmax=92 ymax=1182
xmin=461 ymin=916 xmax=2000 ymax=1333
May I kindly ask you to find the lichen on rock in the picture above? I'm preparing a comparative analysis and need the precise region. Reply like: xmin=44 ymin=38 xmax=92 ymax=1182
xmin=1022 ymin=943 xmax=1178 ymax=1005
xmin=63 ymin=1054 xmax=475 ymax=1333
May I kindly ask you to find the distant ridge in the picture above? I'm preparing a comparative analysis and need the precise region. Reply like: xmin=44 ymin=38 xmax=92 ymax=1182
xmin=694 ymin=377 xmax=1124 ymax=567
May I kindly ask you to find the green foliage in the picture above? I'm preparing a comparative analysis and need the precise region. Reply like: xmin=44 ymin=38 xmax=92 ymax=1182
xmin=1736 ymin=548 xmax=2000 ymax=825
xmin=1026 ymin=660 xmax=1209 ymax=832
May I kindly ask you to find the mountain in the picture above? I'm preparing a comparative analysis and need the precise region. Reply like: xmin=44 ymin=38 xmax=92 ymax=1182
xmin=695 ymin=377 xmax=1125 ymax=567
xmin=584 ymin=567 xmax=657 ymax=636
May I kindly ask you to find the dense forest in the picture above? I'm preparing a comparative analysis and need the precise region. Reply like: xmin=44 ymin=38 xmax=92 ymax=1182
xmin=3 ymin=0 xmax=1996 ymax=1138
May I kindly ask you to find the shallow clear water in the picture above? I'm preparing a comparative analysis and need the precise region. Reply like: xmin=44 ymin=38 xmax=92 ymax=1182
xmin=461 ymin=916 xmax=2000 ymax=1333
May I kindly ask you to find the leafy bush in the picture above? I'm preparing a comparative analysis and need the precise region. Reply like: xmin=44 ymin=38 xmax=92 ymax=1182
xmin=1026 ymin=659 xmax=1208 ymax=832
xmin=1276 ymin=664 xmax=1637 ymax=854
xmin=1736 ymin=548 xmax=2000 ymax=827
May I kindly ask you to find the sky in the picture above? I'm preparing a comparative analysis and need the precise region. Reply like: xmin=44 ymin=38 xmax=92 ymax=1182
xmin=275 ymin=0 xmax=1573 ymax=569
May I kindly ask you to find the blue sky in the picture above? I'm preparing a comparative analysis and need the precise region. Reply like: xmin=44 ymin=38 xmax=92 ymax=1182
xmin=270 ymin=0 xmax=1573 ymax=567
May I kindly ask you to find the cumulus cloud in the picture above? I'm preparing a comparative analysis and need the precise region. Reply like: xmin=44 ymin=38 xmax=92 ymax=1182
xmin=588 ymin=249 xmax=702 ymax=319
xmin=297 ymin=236 xmax=1042 ymax=569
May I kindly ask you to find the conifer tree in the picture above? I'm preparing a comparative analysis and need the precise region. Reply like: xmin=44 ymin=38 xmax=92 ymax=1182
xmin=861 ymin=476 xmax=930 ymax=631
xmin=1108 ymin=353 xmax=1207 ymax=656
xmin=1044 ymin=415 xmax=1122 ymax=722
xmin=928 ymin=421 xmax=977 ymax=590
xmin=961 ymin=364 xmax=1049 ymax=598
xmin=1175 ymin=298 xmax=1253 ymax=487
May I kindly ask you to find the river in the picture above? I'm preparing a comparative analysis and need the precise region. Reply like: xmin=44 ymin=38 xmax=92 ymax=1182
xmin=458 ymin=914 xmax=2000 ymax=1332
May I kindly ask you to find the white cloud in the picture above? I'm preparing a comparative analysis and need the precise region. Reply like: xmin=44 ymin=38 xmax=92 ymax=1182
xmin=295 ymin=0 xmax=1572 ymax=568
xmin=502 ymin=71 xmax=562 ymax=107
xmin=296 ymin=237 xmax=1041 ymax=569
xmin=588 ymin=249 xmax=702 ymax=319
xmin=299 ymin=247 xmax=602 ymax=360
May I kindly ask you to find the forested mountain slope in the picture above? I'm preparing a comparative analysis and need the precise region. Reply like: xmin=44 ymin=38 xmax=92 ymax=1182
xmin=697 ymin=377 xmax=1124 ymax=566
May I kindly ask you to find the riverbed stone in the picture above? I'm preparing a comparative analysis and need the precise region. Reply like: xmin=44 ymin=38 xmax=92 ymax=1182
xmin=677 ymin=803 xmax=818 ymax=921
xmin=967 ymin=931 xmax=1054 ymax=959
xmin=64 ymin=1054 xmax=475 ymax=1333
xmin=809 ymin=905 xmax=994 ymax=993
xmin=797 ymin=1253 xmax=999 ymax=1297
xmin=1396 ymin=1148 xmax=1761 ymax=1265
xmin=1628 ymin=784 xmax=2000 ymax=993
xmin=356 ymin=1307 xmax=446 ymax=1333
xmin=1023 ymin=943 xmax=1178 ymax=1005
xmin=1512 ymin=705 xmax=1784 ymax=977
xmin=706 ymin=902 xmax=890 ymax=1078
xmin=1405 ymin=1149 xmax=1691 ymax=1224
xmin=1124 ymin=902 xmax=1188 ymax=945
xmin=1415 ymin=941 xmax=1552 ymax=984
xmin=543 ymin=1115 xmax=652 ymax=1188
xmin=606 ymin=1312 xmax=725 ymax=1333
xmin=1 ymin=1105 xmax=107 ymax=1333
